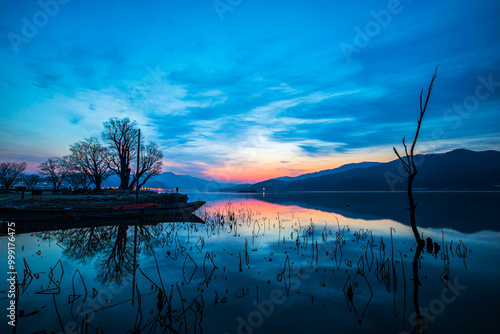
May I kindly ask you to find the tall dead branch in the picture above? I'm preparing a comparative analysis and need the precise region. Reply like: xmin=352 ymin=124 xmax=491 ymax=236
xmin=393 ymin=66 xmax=438 ymax=245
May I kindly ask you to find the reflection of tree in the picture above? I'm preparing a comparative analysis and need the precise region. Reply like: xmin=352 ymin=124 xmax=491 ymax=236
xmin=59 ymin=227 xmax=115 ymax=264
xmin=43 ymin=224 xmax=163 ymax=285
xmin=137 ymin=224 xmax=161 ymax=255
xmin=411 ymin=243 xmax=426 ymax=334
xmin=97 ymin=226 xmax=134 ymax=284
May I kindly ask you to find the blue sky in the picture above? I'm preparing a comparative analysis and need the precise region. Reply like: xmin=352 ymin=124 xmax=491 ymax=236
xmin=1 ymin=0 xmax=499 ymax=182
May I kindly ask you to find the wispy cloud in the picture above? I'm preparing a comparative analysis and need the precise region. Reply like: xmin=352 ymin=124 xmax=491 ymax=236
xmin=249 ymin=90 xmax=359 ymax=118
xmin=0 ymin=0 xmax=499 ymax=181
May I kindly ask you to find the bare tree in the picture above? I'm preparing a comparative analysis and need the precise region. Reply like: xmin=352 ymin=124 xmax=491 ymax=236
xmin=393 ymin=66 xmax=438 ymax=245
xmin=130 ymin=142 xmax=164 ymax=189
xmin=66 ymin=172 xmax=91 ymax=191
xmin=21 ymin=173 xmax=43 ymax=190
xmin=0 ymin=161 xmax=27 ymax=191
xmin=101 ymin=118 xmax=164 ymax=190
xmin=39 ymin=156 xmax=74 ymax=191
xmin=70 ymin=137 xmax=112 ymax=191
xmin=101 ymin=117 xmax=139 ymax=190
xmin=394 ymin=68 xmax=438 ymax=334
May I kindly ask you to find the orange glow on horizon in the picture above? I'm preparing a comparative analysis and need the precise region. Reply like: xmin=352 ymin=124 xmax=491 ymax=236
xmin=201 ymin=196 xmax=415 ymax=237
xmin=202 ymin=151 xmax=393 ymax=184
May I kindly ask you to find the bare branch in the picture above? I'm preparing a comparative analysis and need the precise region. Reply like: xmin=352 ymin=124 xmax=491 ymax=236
xmin=0 ymin=161 xmax=27 ymax=191
xmin=393 ymin=147 xmax=410 ymax=174
xmin=410 ymin=65 xmax=439 ymax=164
xmin=70 ymin=137 xmax=111 ymax=190
xmin=101 ymin=118 xmax=140 ymax=189
xmin=392 ymin=65 xmax=438 ymax=246
xmin=39 ymin=157 xmax=74 ymax=190
xmin=419 ymin=89 xmax=423 ymax=113
xmin=402 ymin=137 xmax=411 ymax=171
xmin=21 ymin=173 xmax=43 ymax=190
xmin=130 ymin=141 xmax=164 ymax=189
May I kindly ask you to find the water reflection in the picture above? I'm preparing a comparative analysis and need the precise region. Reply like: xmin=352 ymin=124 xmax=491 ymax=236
xmin=40 ymin=225 xmax=156 ymax=284
xmin=411 ymin=243 xmax=426 ymax=334
xmin=30 ymin=222 xmax=206 ymax=333
xmin=2 ymin=194 xmax=498 ymax=333
xmin=252 ymin=191 xmax=500 ymax=232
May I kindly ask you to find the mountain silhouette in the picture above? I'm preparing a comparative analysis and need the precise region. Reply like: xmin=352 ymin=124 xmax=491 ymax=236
xmin=273 ymin=161 xmax=381 ymax=181
xmin=252 ymin=149 xmax=500 ymax=191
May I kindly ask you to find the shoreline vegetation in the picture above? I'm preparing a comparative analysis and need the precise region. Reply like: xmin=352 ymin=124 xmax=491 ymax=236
xmin=0 ymin=117 xmax=164 ymax=195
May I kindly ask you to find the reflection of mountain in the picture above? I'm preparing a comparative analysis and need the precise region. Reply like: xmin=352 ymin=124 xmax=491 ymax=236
xmin=252 ymin=149 xmax=500 ymax=191
xmin=258 ymin=191 xmax=500 ymax=233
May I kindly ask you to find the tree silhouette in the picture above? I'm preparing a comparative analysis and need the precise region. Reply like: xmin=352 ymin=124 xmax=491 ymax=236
xmin=66 ymin=172 xmax=91 ymax=191
xmin=130 ymin=141 xmax=164 ymax=189
xmin=70 ymin=137 xmax=112 ymax=190
xmin=101 ymin=117 xmax=139 ymax=190
xmin=39 ymin=156 xmax=74 ymax=190
xmin=21 ymin=173 xmax=43 ymax=190
xmin=393 ymin=66 xmax=438 ymax=245
xmin=0 ymin=161 xmax=27 ymax=191
xmin=101 ymin=117 xmax=163 ymax=190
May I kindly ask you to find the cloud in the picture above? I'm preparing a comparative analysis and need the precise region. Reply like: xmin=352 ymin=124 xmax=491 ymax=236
xmin=249 ymin=90 xmax=359 ymax=119
xmin=0 ymin=0 xmax=499 ymax=182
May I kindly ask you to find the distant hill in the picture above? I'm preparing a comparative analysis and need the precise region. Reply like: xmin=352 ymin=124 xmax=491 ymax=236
xmin=103 ymin=149 xmax=500 ymax=192
xmin=251 ymin=149 xmax=500 ymax=191
xmin=103 ymin=172 xmax=237 ymax=191
xmin=220 ymin=161 xmax=382 ymax=192
xmin=274 ymin=161 xmax=381 ymax=181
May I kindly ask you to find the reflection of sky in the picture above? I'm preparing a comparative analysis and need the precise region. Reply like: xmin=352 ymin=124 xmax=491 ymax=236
xmin=2 ymin=197 xmax=499 ymax=332
xmin=193 ymin=191 xmax=500 ymax=233
xmin=1 ymin=1 xmax=499 ymax=182
xmin=202 ymin=196 xmax=416 ymax=238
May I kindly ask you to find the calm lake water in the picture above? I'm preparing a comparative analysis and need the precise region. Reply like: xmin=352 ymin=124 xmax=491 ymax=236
xmin=1 ymin=191 xmax=499 ymax=333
